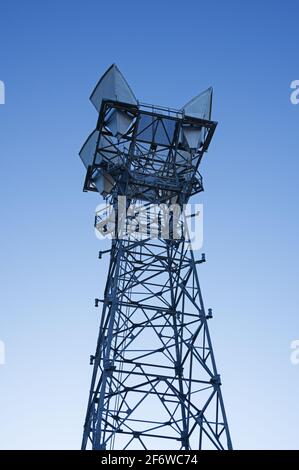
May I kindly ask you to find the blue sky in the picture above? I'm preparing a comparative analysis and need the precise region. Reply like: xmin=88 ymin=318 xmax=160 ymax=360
xmin=0 ymin=0 xmax=299 ymax=449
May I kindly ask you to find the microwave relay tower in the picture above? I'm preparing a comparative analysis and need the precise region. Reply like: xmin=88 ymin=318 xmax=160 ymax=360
xmin=79 ymin=64 xmax=232 ymax=450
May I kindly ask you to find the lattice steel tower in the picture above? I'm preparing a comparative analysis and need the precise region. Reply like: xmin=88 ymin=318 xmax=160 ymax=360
xmin=79 ymin=64 xmax=232 ymax=450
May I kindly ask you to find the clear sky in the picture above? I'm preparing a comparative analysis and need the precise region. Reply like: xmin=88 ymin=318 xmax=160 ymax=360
xmin=0 ymin=0 xmax=299 ymax=449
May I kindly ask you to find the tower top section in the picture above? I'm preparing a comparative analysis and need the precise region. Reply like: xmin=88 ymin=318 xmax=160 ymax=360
xmin=79 ymin=64 xmax=217 ymax=205
xmin=90 ymin=64 xmax=138 ymax=112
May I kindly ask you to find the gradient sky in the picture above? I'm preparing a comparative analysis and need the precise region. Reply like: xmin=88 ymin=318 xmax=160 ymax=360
xmin=0 ymin=0 xmax=299 ymax=449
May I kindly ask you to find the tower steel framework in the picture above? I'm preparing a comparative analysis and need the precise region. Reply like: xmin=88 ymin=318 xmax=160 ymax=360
xmin=79 ymin=64 xmax=232 ymax=450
